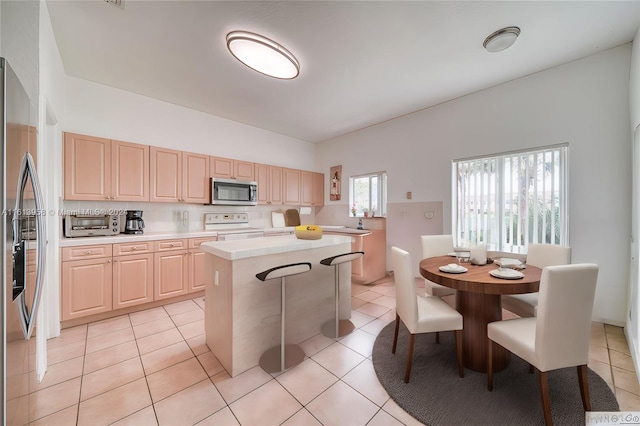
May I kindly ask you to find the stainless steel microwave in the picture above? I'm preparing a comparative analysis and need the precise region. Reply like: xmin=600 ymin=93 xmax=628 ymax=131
xmin=209 ymin=178 xmax=258 ymax=206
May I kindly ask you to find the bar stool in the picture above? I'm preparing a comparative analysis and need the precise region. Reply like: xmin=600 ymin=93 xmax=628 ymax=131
xmin=255 ymin=262 xmax=312 ymax=373
xmin=320 ymin=251 xmax=364 ymax=338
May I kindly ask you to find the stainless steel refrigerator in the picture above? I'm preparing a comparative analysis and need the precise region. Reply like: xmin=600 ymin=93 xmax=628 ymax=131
xmin=1 ymin=58 xmax=47 ymax=425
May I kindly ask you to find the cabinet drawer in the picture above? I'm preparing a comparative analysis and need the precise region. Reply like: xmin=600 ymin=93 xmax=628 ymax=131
xmin=113 ymin=241 xmax=154 ymax=255
xmin=154 ymin=239 xmax=187 ymax=252
xmin=189 ymin=237 xmax=217 ymax=249
xmin=62 ymin=244 xmax=112 ymax=261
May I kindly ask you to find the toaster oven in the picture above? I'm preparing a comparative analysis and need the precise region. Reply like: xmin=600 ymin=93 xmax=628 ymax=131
xmin=64 ymin=214 xmax=121 ymax=238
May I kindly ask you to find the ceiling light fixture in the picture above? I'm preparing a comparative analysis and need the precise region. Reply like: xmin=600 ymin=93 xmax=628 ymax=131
xmin=226 ymin=31 xmax=300 ymax=79
xmin=483 ymin=26 xmax=521 ymax=53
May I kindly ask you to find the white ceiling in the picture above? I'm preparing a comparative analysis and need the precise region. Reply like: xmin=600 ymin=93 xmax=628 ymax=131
xmin=46 ymin=1 xmax=640 ymax=143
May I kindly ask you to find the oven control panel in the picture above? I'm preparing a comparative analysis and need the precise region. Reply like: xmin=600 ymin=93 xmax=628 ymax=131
xmin=204 ymin=213 xmax=249 ymax=226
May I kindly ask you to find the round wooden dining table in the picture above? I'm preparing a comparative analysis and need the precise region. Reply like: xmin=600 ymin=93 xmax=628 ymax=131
xmin=419 ymin=256 xmax=542 ymax=372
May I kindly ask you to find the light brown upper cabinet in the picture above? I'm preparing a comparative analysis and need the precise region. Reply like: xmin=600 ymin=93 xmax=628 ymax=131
xmin=182 ymin=152 xmax=210 ymax=204
xmin=150 ymin=148 xmax=209 ymax=204
xmin=313 ymin=172 xmax=324 ymax=207
xmin=150 ymin=147 xmax=182 ymax=202
xmin=283 ymin=168 xmax=301 ymax=205
xmin=210 ymin=156 xmax=255 ymax=180
xmin=255 ymin=163 xmax=283 ymax=205
xmin=301 ymin=171 xmax=325 ymax=207
xmin=64 ymin=132 xmax=149 ymax=201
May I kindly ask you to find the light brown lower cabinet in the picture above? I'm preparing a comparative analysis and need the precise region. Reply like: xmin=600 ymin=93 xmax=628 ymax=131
xmin=61 ymin=238 xmax=214 ymax=322
xmin=61 ymin=255 xmax=113 ymax=321
xmin=189 ymin=237 xmax=216 ymax=292
xmin=154 ymin=249 xmax=189 ymax=301
xmin=113 ymin=253 xmax=154 ymax=309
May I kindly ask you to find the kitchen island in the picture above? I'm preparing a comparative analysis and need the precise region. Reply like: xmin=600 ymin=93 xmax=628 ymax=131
xmin=200 ymin=234 xmax=353 ymax=377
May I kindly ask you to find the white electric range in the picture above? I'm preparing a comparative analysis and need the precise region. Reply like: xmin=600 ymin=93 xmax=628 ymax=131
xmin=204 ymin=213 xmax=264 ymax=240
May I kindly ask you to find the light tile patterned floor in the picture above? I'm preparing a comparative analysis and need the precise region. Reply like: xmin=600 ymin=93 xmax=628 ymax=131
xmin=27 ymin=277 xmax=640 ymax=425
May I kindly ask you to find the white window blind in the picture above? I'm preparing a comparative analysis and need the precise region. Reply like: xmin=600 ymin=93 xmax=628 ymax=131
xmin=452 ymin=145 xmax=568 ymax=253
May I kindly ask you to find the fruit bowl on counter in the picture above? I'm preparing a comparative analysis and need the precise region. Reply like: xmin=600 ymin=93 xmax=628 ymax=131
xmin=295 ymin=225 xmax=323 ymax=240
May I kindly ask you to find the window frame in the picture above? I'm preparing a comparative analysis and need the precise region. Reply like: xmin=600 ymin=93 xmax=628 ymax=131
xmin=349 ymin=171 xmax=387 ymax=217
xmin=452 ymin=144 xmax=569 ymax=253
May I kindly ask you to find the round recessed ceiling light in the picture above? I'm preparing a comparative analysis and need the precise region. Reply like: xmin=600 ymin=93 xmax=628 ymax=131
xmin=226 ymin=31 xmax=300 ymax=79
xmin=483 ymin=26 xmax=521 ymax=53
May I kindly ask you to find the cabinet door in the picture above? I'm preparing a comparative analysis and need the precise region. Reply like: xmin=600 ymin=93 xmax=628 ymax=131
xmin=269 ymin=166 xmax=283 ymax=205
xmin=351 ymin=236 xmax=364 ymax=278
xmin=154 ymin=250 xmax=189 ymax=300
xmin=210 ymin=156 xmax=234 ymax=179
xmin=189 ymin=237 xmax=216 ymax=293
xmin=113 ymin=254 xmax=154 ymax=309
xmin=111 ymin=140 xmax=149 ymax=202
xmin=283 ymin=168 xmax=301 ymax=205
xmin=313 ymin=172 xmax=324 ymax=207
xmin=64 ymin=133 xmax=111 ymax=201
xmin=61 ymin=257 xmax=113 ymax=321
xmin=190 ymin=251 xmax=210 ymax=293
xmin=301 ymin=171 xmax=314 ymax=206
xmin=150 ymin=147 xmax=182 ymax=202
xmin=234 ymin=160 xmax=255 ymax=180
xmin=182 ymin=152 xmax=210 ymax=203
xmin=255 ymin=163 xmax=270 ymax=205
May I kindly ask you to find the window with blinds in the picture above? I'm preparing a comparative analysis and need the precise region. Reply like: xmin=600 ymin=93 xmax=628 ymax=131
xmin=452 ymin=144 xmax=568 ymax=253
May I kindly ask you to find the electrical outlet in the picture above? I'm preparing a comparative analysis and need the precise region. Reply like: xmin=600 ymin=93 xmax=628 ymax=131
xmin=406 ymin=191 xmax=412 ymax=199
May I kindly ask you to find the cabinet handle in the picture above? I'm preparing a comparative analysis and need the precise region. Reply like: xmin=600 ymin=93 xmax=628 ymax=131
xmin=170 ymin=243 xmax=174 ymax=247
xmin=86 ymin=250 xmax=91 ymax=254
xmin=107 ymin=259 xmax=111 ymax=263
xmin=132 ymin=246 xmax=137 ymax=251
xmin=105 ymin=196 xmax=110 ymax=200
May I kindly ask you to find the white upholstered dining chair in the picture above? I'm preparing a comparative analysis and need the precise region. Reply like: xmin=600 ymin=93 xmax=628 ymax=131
xmin=501 ymin=243 xmax=571 ymax=317
xmin=421 ymin=235 xmax=456 ymax=297
xmin=487 ymin=263 xmax=599 ymax=425
xmin=391 ymin=246 xmax=464 ymax=383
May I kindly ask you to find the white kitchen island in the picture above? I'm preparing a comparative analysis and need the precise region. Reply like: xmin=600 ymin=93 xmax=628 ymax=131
xmin=200 ymin=234 xmax=353 ymax=377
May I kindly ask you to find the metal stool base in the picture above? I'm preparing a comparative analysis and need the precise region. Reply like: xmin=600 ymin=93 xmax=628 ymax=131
xmin=259 ymin=344 xmax=306 ymax=373
xmin=321 ymin=319 xmax=355 ymax=338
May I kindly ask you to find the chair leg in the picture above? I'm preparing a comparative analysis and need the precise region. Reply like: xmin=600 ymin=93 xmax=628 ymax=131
xmin=435 ymin=331 xmax=440 ymax=344
xmin=538 ymin=370 xmax=553 ymax=426
xmin=404 ymin=333 xmax=415 ymax=383
xmin=487 ymin=338 xmax=494 ymax=391
xmin=577 ymin=364 xmax=591 ymax=411
xmin=392 ymin=314 xmax=400 ymax=354
xmin=455 ymin=329 xmax=464 ymax=378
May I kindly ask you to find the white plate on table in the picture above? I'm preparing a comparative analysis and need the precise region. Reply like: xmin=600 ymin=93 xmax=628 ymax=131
xmin=489 ymin=268 xmax=524 ymax=280
xmin=439 ymin=264 xmax=468 ymax=274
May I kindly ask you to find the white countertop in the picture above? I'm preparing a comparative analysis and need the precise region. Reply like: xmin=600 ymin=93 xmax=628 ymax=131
xmin=58 ymin=225 xmax=367 ymax=247
xmin=200 ymin=234 xmax=352 ymax=260
xmin=59 ymin=230 xmax=220 ymax=247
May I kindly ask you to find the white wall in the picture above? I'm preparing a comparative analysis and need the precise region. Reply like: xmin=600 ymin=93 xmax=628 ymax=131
xmin=631 ymin=26 xmax=640 ymax=130
xmin=316 ymin=44 xmax=633 ymax=326
xmin=64 ymin=77 xmax=316 ymax=169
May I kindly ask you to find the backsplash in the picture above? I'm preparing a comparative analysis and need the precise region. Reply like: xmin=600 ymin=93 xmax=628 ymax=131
xmin=60 ymin=201 xmax=317 ymax=234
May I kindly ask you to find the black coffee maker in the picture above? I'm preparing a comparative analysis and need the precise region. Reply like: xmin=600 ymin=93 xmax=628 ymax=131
xmin=124 ymin=210 xmax=145 ymax=234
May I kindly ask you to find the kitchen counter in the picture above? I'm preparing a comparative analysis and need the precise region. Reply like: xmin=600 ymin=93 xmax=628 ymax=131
xmin=202 ymin=234 xmax=352 ymax=376
xmin=59 ymin=230 xmax=220 ymax=247
xmin=59 ymin=226 xmax=298 ymax=247
xmin=200 ymin=234 xmax=351 ymax=260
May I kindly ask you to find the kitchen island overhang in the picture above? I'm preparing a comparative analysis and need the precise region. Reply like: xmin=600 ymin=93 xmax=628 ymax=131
xmin=200 ymin=234 xmax=353 ymax=377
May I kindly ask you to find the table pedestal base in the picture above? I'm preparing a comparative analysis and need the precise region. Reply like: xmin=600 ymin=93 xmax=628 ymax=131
xmin=456 ymin=291 xmax=510 ymax=372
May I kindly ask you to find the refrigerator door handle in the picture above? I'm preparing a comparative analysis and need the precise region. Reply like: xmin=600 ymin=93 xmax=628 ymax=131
xmin=14 ymin=152 xmax=47 ymax=340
